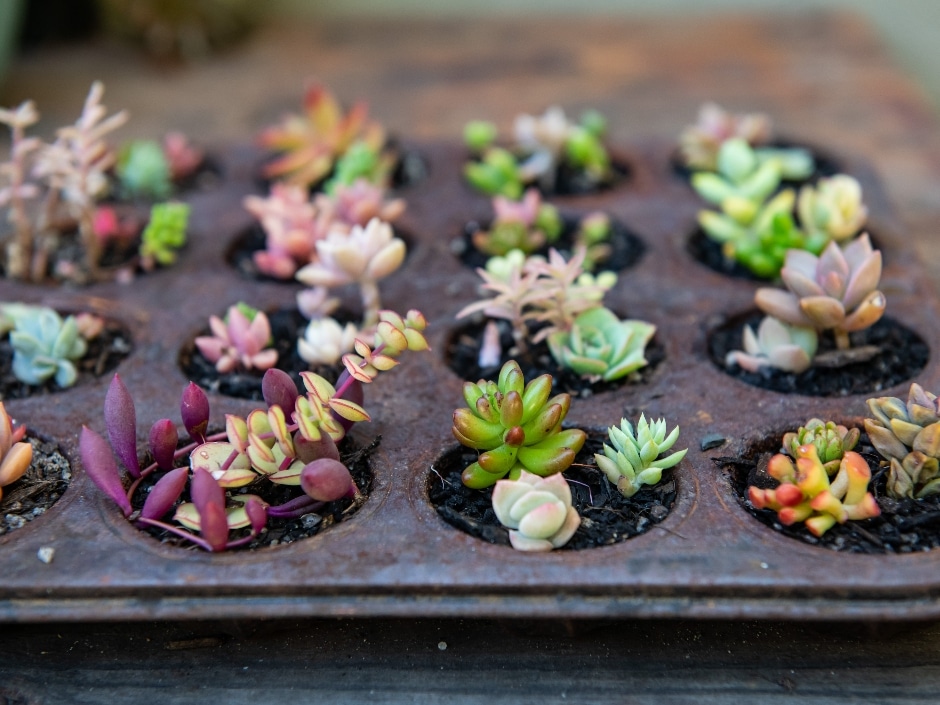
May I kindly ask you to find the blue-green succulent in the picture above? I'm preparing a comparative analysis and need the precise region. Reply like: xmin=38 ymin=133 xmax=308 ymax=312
xmin=3 ymin=304 xmax=87 ymax=387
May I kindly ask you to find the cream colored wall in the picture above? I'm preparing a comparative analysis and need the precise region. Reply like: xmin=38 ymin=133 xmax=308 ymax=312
xmin=274 ymin=0 xmax=940 ymax=112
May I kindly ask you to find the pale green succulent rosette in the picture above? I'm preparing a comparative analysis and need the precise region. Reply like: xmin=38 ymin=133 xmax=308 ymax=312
xmin=595 ymin=415 xmax=687 ymax=498
xmin=546 ymin=307 xmax=655 ymax=382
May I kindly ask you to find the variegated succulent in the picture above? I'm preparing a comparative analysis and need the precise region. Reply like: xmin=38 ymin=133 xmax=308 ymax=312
xmin=453 ymin=360 xmax=586 ymax=489
xmin=492 ymin=471 xmax=580 ymax=551
xmin=749 ymin=444 xmax=880 ymax=537
xmin=797 ymin=174 xmax=867 ymax=243
xmin=754 ymin=233 xmax=885 ymax=350
xmin=865 ymin=384 xmax=940 ymax=499
xmin=725 ymin=315 xmax=818 ymax=374
xmin=782 ymin=418 xmax=860 ymax=476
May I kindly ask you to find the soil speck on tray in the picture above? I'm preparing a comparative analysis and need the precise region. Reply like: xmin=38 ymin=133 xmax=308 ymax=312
xmin=428 ymin=432 xmax=677 ymax=549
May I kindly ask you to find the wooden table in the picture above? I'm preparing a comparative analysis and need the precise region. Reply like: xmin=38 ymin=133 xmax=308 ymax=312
xmin=3 ymin=11 xmax=940 ymax=703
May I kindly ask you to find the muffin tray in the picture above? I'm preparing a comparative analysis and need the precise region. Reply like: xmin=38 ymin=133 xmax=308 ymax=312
xmin=1 ymin=139 xmax=939 ymax=623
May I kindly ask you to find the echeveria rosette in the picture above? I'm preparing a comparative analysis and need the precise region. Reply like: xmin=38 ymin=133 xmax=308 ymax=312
xmin=725 ymin=315 xmax=818 ymax=375
xmin=4 ymin=305 xmax=87 ymax=388
xmin=492 ymin=470 xmax=580 ymax=551
xmin=547 ymin=307 xmax=656 ymax=382
xmin=594 ymin=415 xmax=687 ymax=498
xmin=194 ymin=303 xmax=278 ymax=374
xmin=797 ymin=174 xmax=867 ymax=243
xmin=749 ymin=444 xmax=880 ymax=537
xmin=453 ymin=360 xmax=586 ymax=489
xmin=782 ymin=418 xmax=860 ymax=476
xmin=865 ymin=383 xmax=940 ymax=499
xmin=754 ymin=233 xmax=885 ymax=350
xmin=298 ymin=316 xmax=359 ymax=366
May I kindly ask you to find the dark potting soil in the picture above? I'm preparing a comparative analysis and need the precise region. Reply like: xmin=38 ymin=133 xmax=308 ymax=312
xmin=454 ymin=215 xmax=646 ymax=273
xmin=0 ymin=320 xmax=133 ymax=401
xmin=178 ymin=307 xmax=343 ymax=401
xmin=686 ymin=228 xmax=768 ymax=282
xmin=428 ymin=433 xmax=677 ymax=549
xmin=446 ymin=317 xmax=664 ymax=398
xmin=0 ymin=437 xmax=71 ymax=537
xmin=720 ymin=432 xmax=940 ymax=554
xmin=131 ymin=436 xmax=376 ymax=551
xmin=709 ymin=311 xmax=928 ymax=397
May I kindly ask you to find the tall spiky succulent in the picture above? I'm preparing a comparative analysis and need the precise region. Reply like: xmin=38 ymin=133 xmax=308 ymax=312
xmin=782 ymin=418 xmax=860 ymax=476
xmin=749 ymin=444 xmax=880 ymax=537
xmin=453 ymin=360 xmax=586 ymax=489
xmin=754 ymin=233 xmax=885 ymax=350
xmin=865 ymin=384 xmax=940 ymax=499
xmin=594 ymin=415 xmax=687 ymax=498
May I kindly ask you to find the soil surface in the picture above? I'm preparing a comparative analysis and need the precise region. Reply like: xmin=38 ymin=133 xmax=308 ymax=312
xmin=709 ymin=312 xmax=928 ymax=397
xmin=0 ymin=436 xmax=71 ymax=537
xmin=0 ymin=319 xmax=133 ymax=401
xmin=428 ymin=432 xmax=677 ymax=549
xmin=131 ymin=436 xmax=376 ymax=551
xmin=686 ymin=228 xmax=768 ymax=281
xmin=454 ymin=215 xmax=646 ymax=273
xmin=178 ymin=307 xmax=343 ymax=401
xmin=721 ymin=432 xmax=940 ymax=554
xmin=446 ymin=317 xmax=664 ymax=398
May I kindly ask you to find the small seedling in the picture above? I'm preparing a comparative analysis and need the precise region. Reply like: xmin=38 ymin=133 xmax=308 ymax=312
xmin=594 ymin=415 xmax=687 ymax=497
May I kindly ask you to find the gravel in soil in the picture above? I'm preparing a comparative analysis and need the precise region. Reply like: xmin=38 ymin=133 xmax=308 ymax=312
xmin=720 ymin=433 xmax=940 ymax=554
xmin=0 ymin=437 xmax=71 ymax=536
xmin=453 ymin=214 xmax=645 ymax=273
xmin=428 ymin=433 xmax=677 ymax=550
xmin=709 ymin=311 xmax=928 ymax=397
xmin=446 ymin=317 xmax=664 ymax=398
xmin=131 ymin=436 xmax=376 ymax=550
xmin=178 ymin=307 xmax=343 ymax=401
xmin=0 ymin=320 xmax=132 ymax=401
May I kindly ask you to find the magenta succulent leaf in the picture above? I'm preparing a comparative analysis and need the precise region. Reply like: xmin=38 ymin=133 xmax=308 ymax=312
xmin=181 ymin=382 xmax=210 ymax=443
xmin=104 ymin=374 xmax=140 ymax=478
xmin=300 ymin=458 xmax=354 ymax=502
xmin=244 ymin=496 xmax=268 ymax=534
xmin=80 ymin=425 xmax=132 ymax=517
xmin=295 ymin=433 xmax=340 ymax=464
xmin=148 ymin=419 xmax=179 ymax=470
xmin=262 ymin=368 xmax=299 ymax=413
xmin=190 ymin=467 xmax=228 ymax=551
xmin=139 ymin=466 xmax=189 ymax=521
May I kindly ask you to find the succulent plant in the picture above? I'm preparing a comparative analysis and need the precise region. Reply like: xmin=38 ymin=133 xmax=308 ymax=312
xmin=678 ymin=102 xmax=772 ymax=171
xmin=116 ymin=140 xmax=172 ymax=200
xmin=82 ymin=311 xmax=430 ymax=551
xmin=725 ymin=315 xmax=818 ymax=374
xmin=194 ymin=302 xmax=278 ymax=374
xmin=298 ymin=316 xmax=359 ymax=366
xmin=865 ymin=384 xmax=940 ymax=499
xmin=471 ymin=188 xmax=562 ymax=256
xmin=572 ymin=211 xmax=612 ymax=271
xmin=782 ymin=419 xmax=860 ymax=476
xmin=492 ymin=470 xmax=580 ymax=551
xmin=138 ymin=201 xmax=189 ymax=269
xmin=453 ymin=360 xmax=586 ymax=489
xmin=323 ymin=140 xmax=394 ymax=194
xmin=798 ymin=174 xmax=867 ymax=243
xmin=463 ymin=106 xmax=612 ymax=197
xmin=594 ymin=415 xmax=687 ymax=498
xmin=258 ymin=84 xmax=385 ymax=190
xmin=3 ymin=304 xmax=88 ymax=387
xmin=295 ymin=217 xmax=406 ymax=329
xmin=754 ymin=233 xmax=885 ymax=350
xmin=0 ymin=100 xmax=41 ymax=281
xmin=724 ymin=205 xmax=826 ymax=279
xmin=691 ymin=138 xmax=783 ymax=215
xmin=32 ymin=81 xmax=128 ymax=277
xmin=162 ymin=131 xmax=205 ymax=182
xmin=749 ymin=444 xmax=880 ymax=537
xmin=0 ymin=403 xmax=32 ymax=502
xmin=546 ymin=307 xmax=655 ymax=382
